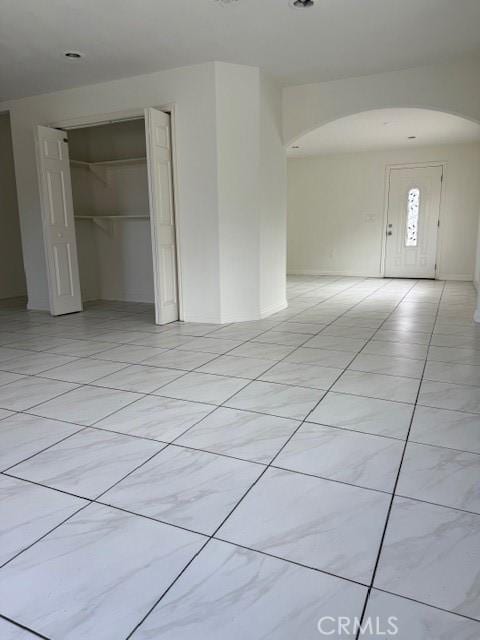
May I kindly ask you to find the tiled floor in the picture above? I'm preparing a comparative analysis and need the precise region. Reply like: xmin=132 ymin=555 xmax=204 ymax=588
xmin=0 ymin=276 xmax=479 ymax=639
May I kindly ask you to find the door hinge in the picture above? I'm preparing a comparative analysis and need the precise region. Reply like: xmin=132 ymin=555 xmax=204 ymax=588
xmin=441 ymin=173 xmax=444 ymax=183
xmin=437 ymin=219 xmax=440 ymax=227
xmin=434 ymin=263 xmax=437 ymax=271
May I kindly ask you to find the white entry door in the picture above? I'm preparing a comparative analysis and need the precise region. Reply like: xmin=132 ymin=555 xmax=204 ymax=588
xmin=145 ymin=108 xmax=179 ymax=324
xmin=385 ymin=165 xmax=442 ymax=278
xmin=35 ymin=125 xmax=82 ymax=315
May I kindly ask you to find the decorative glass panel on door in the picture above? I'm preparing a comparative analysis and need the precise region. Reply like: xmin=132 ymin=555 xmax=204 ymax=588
xmin=405 ymin=187 xmax=420 ymax=247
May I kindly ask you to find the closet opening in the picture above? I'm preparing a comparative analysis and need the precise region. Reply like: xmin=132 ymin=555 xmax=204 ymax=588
xmin=0 ymin=111 xmax=27 ymax=309
xmin=35 ymin=107 xmax=180 ymax=324
xmin=68 ymin=118 xmax=156 ymax=313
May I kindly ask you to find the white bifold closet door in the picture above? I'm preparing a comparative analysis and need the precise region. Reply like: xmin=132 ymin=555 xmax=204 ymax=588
xmin=35 ymin=112 xmax=179 ymax=324
xmin=145 ymin=108 xmax=179 ymax=324
xmin=35 ymin=125 xmax=82 ymax=315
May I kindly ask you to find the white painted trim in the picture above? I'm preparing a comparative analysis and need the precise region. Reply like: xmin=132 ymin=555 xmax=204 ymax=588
xmin=288 ymin=268 xmax=380 ymax=277
xmin=381 ymin=161 xmax=446 ymax=279
xmin=436 ymin=273 xmax=473 ymax=281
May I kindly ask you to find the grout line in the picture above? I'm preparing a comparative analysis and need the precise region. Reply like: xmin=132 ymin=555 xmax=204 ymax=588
xmin=354 ymin=279 xmax=448 ymax=640
xmin=0 ymin=280 xmax=478 ymax=637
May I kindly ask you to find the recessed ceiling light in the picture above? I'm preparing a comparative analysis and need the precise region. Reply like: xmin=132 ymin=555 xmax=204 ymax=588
xmin=64 ymin=50 xmax=84 ymax=60
xmin=407 ymin=135 xmax=417 ymax=139
xmin=291 ymin=145 xmax=301 ymax=149
xmin=290 ymin=0 xmax=315 ymax=8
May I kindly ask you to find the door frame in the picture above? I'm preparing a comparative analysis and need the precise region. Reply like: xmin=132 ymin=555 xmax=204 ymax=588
xmin=49 ymin=105 xmax=184 ymax=321
xmin=380 ymin=161 xmax=446 ymax=279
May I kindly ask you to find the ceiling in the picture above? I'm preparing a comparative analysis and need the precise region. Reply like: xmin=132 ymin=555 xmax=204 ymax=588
xmin=1 ymin=0 xmax=480 ymax=100
xmin=287 ymin=109 xmax=480 ymax=156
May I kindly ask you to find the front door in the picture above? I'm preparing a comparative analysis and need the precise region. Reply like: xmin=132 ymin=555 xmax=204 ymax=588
xmin=384 ymin=165 xmax=442 ymax=278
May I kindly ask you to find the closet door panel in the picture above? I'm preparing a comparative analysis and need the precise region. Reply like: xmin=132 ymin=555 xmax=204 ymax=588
xmin=145 ymin=108 xmax=179 ymax=325
xmin=35 ymin=125 xmax=82 ymax=315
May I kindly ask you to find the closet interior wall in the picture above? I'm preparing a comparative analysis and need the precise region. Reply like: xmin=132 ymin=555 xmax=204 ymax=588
xmin=68 ymin=119 xmax=155 ymax=304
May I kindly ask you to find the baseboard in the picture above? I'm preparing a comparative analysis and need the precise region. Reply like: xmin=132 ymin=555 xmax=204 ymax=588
xmin=288 ymin=268 xmax=380 ymax=278
xmin=26 ymin=298 xmax=49 ymax=312
xmin=436 ymin=273 xmax=473 ymax=282
xmin=260 ymin=299 xmax=288 ymax=318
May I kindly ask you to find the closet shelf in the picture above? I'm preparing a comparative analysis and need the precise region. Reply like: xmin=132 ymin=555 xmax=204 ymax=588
xmin=74 ymin=214 xmax=149 ymax=220
xmin=70 ymin=157 xmax=146 ymax=167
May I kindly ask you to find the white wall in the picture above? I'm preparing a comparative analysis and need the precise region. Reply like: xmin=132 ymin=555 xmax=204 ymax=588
xmin=283 ymin=58 xmax=480 ymax=145
xmin=214 ymin=63 xmax=287 ymax=322
xmin=288 ymin=142 xmax=480 ymax=280
xmin=0 ymin=113 xmax=26 ymax=299
xmin=1 ymin=61 xmax=287 ymax=323
xmin=1 ymin=63 xmax=221 ymax=322
xmin=259 ymin=72 xmax=287 ymax=317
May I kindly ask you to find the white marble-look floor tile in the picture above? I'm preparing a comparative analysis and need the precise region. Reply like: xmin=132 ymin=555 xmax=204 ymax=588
xmin=196 ymin=355 xmax=275 ymax=379
xmin=1 ymin=351 xmax=77 ymax=375
xmin=94 ymin=344 xmax=167 ymax=364
xmin=362 ymin=339 xmax=428 ymax=360
xmin=428 ymin=346 xmax=480 ymax=365
xmin=430 ymin=334 xmax=480 ymax=348
xmin=40 ymin=358 xmax=127 ymax=384
xmin=259 ymin=361 xmax=342 ymax=390
xmin=275 ymin=423 xmax=404 ymax=492
xmin=229 ymin=341 xmax=296 ymax=361
xmin=285 ymin=347 xmax=355 ymax=368
xmin=363 ymin=590 xmax=480 ymax=640
xmin=374 ymin=497 xmax=480 ymax=619
xmin=321 ymin=325 xmax=377 ymax=340
xmin=410 ymin=405 xmax=480 ymax=454
xmin=8 ymin=428 xmax=162 ymax=499
xmin=302 ymin=335 xmax=367 ymax=352
xmin=418 ymin=380 xmax=480 ymax=413
xmin=176 ymin=407 xmax=299 ymax=463
xmin=29 ymin=385 xmax=143 ymax=425
xmin=158 ymin=372 xmax=248 ymax=405
xmin=130 ymin=539 xmax=367 ymax=640
xmin=0 ymin=371 xmax=26 ymax=387
xmin=46 ymin=338 xmax=116 ymax=357
xmin=103 ymin=446 xmax=263 ymax=534
xmin=218 ymin=467 xmax=390 ymax=583
xmin=374 ymin=329 xmax=431 ymax=345
xmin=349 ymin=353 xmax=424 ymax=379
xmin=132 ymin=333 xmax=194 ymax=349
xmin=177 ymin=337 xmax=243 ymax=354
xmin=274 ymin=321 xmax=326 ymax=334
xmin=94 ymin=364 xmax=185 ymax=393
xmin=0 ymin=475 xmax=87 ymax=566
xmin=424 ymin=361 xmax=480 ymax=387
xmin=0 ymin=503 xmax=205 ymax=640
xmin=397 ymin=442 xmax=480 ymax=513
xmin=226 ymin=380 xmax=324 ymax=420
xmin=0 ymin=377 xmax=79 ymax=411
xmin=253 ymin=330 xmax=309 ymax=347
xmin=308 ymin=392 xmax=413 ymax=439
xmin=0 ymin=617 xmax=40 ymax=639
xmin=127 ymin=333 xmax=193 ymax=348
xmin=95 ymin=395 xmax=213 ymax=442
xmin=0 ymin=347 xmax=36 ymax=363
xmin=0 ymin=413 xmax=82 ymax=470
xmin=141 ymin=348 xmax=217 ymax=371
xmin=332 ymin=370 xmax=420 ymax=403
